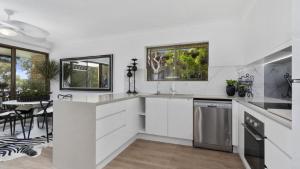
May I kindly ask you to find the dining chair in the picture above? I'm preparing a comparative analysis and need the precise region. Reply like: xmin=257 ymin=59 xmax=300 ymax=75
xmin=28 ymin=100 xmax=53 ymax=142
xmin=13 ymin=105 xmax=33 ymax=139
xmin=0 ymin=109 xmax=15 ymax=135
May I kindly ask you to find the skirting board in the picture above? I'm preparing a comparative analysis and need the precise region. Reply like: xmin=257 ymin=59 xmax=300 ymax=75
xmin=239 ymin=153 xmax=251 ymax=169
xmin=137 ymin=133 xmax=193 ymax=146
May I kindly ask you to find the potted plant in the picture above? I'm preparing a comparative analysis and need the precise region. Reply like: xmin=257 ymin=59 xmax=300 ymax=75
xmin=238 ymin=85 xmax=247 ymax=97
xmin=17 ymin=81 xmax=50 ymax=102
xmin=36 ymin=59 xmax=60 ymax=91
xmin=226 ymin=80 xmax=237 ymax=96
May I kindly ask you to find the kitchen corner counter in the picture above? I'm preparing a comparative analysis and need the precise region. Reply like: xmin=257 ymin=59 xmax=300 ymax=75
xmin=235 ymin=97 xmax=292 ymax=129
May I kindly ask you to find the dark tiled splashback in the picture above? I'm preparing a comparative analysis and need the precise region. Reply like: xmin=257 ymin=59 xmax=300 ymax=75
xmin=264 ymin=57 xmax=292 ymax=100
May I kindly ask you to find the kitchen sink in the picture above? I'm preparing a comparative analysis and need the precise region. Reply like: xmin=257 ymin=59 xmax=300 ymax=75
xmin=152 ymin=93 xmax=193 ymax=97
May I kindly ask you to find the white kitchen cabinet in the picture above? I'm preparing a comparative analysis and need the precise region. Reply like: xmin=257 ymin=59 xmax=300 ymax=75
xmin=265 ymin=117 xmax=292 ymax=157
xmin=237 ymin=104 xmax=245 ymax=156
xmin=145 ymin=98 xmax=168 ymax=136
xmin=265 ymin=139 xmax=291 ymax=169
xmin=168 ymin=98 xmax=193 ymax=140
xmin=292 ymin=83 xmax=300 ymax=169
xmin=293 ymin=39 xmax=300 ymax=79
xmin=145 ymin=97 xmax=193 ymax=140
xmin=232 ymin=100 xmax=239 ymax=146
xmin=293 ymin=0 xmax=300 ymax=39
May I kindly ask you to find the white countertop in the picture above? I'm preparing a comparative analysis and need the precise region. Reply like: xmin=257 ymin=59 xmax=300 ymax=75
xmin=54 ymin=93 xmax=292 ymax=128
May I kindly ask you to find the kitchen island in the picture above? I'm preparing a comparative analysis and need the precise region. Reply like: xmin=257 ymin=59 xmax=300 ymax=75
xmin=53 ymin=93 xmax=291 ymax=169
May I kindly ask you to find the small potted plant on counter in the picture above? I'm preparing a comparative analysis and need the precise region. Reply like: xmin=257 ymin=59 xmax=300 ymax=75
xmin=237 ymin=85 xmax=247 ymax=97
xmin=226 ymin=80 xmax=237 ymax=96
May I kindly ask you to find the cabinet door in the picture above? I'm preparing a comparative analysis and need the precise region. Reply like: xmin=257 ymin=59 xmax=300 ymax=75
xmin=145 ymin=98 xmax=168 ymax=136
xmin=293 ymin=39 xmax=300 ymax=79
xmin=265 ymin=139 xmax=291 ymax=169
xmin=168 ymin=98 xmax=193 ymax=140
xmin=232 ymin=100 xmax=239 ymax=146
xmin=293 ymin=0 xmax=300 ymax=39
xmin=292 ymin=83 xmax=300 ymax=169
xmin=238 ymin=105 xmax=245 ymax=156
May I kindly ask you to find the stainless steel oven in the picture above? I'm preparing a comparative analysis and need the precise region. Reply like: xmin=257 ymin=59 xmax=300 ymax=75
xmin=243 ymin=112 xmax=265 ymax=169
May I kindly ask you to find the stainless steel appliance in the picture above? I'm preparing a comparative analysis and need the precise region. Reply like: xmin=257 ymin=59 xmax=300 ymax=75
xmin=193 ymin=99 xmax=232 ymax=152
xmin=243 ymin=112 xmax=265 ymax=169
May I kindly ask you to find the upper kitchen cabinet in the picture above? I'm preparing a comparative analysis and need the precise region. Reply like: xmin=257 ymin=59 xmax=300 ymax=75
xmin=293 ymin=0 xmax=300 ymax=39
xmin=243 ymin=0 xmax=292 ymax=64
xmin=293 ymin=39 xmax=300 ymax=79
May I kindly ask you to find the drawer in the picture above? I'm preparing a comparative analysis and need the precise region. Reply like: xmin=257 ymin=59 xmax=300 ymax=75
xmin=96 ymin=110 xmax=126 ymax=140
xmin=96 ymin=101 xmax=126 ymax=119
xmin=265 ymin=118 xmax=292 ymax=157
xmin=265 ymin=139 xmax=291 ymax=169
xmin=96 ymin=125 xmax=127 ymax=164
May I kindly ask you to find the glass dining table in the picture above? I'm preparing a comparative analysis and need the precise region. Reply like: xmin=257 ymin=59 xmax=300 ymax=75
xmin=2 ymin=100 xmax=48 ymax=139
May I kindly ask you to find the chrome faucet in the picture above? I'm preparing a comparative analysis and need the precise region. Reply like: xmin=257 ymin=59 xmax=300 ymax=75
xmin=156 ymin=81 xmax=160 ymax=95
xmin=170 ymin=83 xmax=176 ymax=95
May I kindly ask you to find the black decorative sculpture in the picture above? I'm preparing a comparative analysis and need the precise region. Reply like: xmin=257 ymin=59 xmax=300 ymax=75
xmin=131 ymin=58 xmax=138 ymax=94
xmin=126 ymin=66 xmax=133 ymax=94
xmin=238 ymin=73 xmax=254 ymax=97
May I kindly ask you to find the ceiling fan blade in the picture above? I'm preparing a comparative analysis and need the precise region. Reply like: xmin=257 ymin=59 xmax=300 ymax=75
xmin=8 ymin=20 xmax=49 ymax=39
xmin=0 ymin=20 xmax=22 ymax=31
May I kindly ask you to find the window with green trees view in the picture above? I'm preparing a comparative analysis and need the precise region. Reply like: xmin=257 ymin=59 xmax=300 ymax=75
xmin=0 ymin=45 xmax=48 ymax=99
xmin=146 ymin=42 xmax=209 ymax=81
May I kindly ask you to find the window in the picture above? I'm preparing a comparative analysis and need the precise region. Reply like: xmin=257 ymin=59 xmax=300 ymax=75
xmin=146 ymin=42 xmax=209 ymax=81
xmin=0 ymin=44 xmax=48 ymax=99
xmin=0 ymin=47 xmax=12 ymax=100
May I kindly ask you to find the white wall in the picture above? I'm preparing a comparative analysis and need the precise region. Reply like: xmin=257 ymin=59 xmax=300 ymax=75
xmin=50 ymin=20 xmax=245 ymax=96
xmin=241 ymin=0 xmax=292 ymax=64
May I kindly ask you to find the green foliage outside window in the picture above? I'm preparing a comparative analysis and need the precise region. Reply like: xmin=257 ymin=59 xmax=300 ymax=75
xmin=147 ymin=42 xmax=209 ymax=81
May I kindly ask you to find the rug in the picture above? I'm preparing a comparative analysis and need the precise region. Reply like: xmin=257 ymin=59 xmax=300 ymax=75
xmin=0 ymin=124 xmax=52 ymax=161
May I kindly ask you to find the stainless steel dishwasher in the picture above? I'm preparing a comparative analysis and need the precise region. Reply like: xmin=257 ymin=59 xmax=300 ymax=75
xmin=193 ymin=99 xmax=232 ymax=152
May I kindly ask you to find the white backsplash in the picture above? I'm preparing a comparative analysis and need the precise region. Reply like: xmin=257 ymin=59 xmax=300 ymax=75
xmin=237 ymin=61 xmax=265 ymax=98
xmin=125 ymin=65 xmax=242 ymax=96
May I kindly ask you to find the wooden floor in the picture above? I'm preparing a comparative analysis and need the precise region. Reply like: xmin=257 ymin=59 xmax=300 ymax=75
xmin=0 ymin=139 xmax=244 ymax=169
xmin=105 ymin=139 xmax=244 ymax=169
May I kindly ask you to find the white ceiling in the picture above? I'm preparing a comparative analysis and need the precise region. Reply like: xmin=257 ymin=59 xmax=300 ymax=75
xmin=0 ymin=0 xmax=255 ymax=42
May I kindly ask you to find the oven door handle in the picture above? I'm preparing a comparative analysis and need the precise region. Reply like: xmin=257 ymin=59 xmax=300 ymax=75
xmin=241 ymin=123 xmax=264 ymax=141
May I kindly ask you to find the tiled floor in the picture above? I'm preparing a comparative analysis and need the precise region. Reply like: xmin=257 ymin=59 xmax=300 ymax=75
xmin=0 ymin=139 xmax=245 ymax=169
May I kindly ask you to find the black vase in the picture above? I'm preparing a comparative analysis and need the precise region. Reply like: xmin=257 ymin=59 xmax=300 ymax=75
xmin=226 ymin=85 xmax=236 ymax=96
xmin=238 ymin=88 xmax=246 ymax=97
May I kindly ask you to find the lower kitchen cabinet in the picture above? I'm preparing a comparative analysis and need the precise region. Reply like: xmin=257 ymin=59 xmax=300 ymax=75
xmin=237 ymin=104 xmax=245 ymax=156
xmin=232 ymin=100 xmax=239 ymax=146
xmin=265 ymin=139 xmax=291 ymax=169
xmin=168 ymin=98 xmax=193 ymax=140
xmin=145 ymin=98 xmax=168 ymax=136
xmin=145 ymin=97 xmax=193 ymax=140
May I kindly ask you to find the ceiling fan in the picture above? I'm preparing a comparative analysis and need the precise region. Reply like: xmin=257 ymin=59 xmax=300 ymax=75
xmin=0 ymin=9 xmax=49 ymax=40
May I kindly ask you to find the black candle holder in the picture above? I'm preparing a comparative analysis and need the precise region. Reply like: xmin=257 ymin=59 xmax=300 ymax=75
xmin=126 ymin=66 xmax=133 ymax=94
xmin=131 ymin=58 xmax=138 ymax=94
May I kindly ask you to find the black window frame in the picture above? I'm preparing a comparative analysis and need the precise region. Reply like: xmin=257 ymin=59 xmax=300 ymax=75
xmin=0 ymin=43 xmax=49 ymax=99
